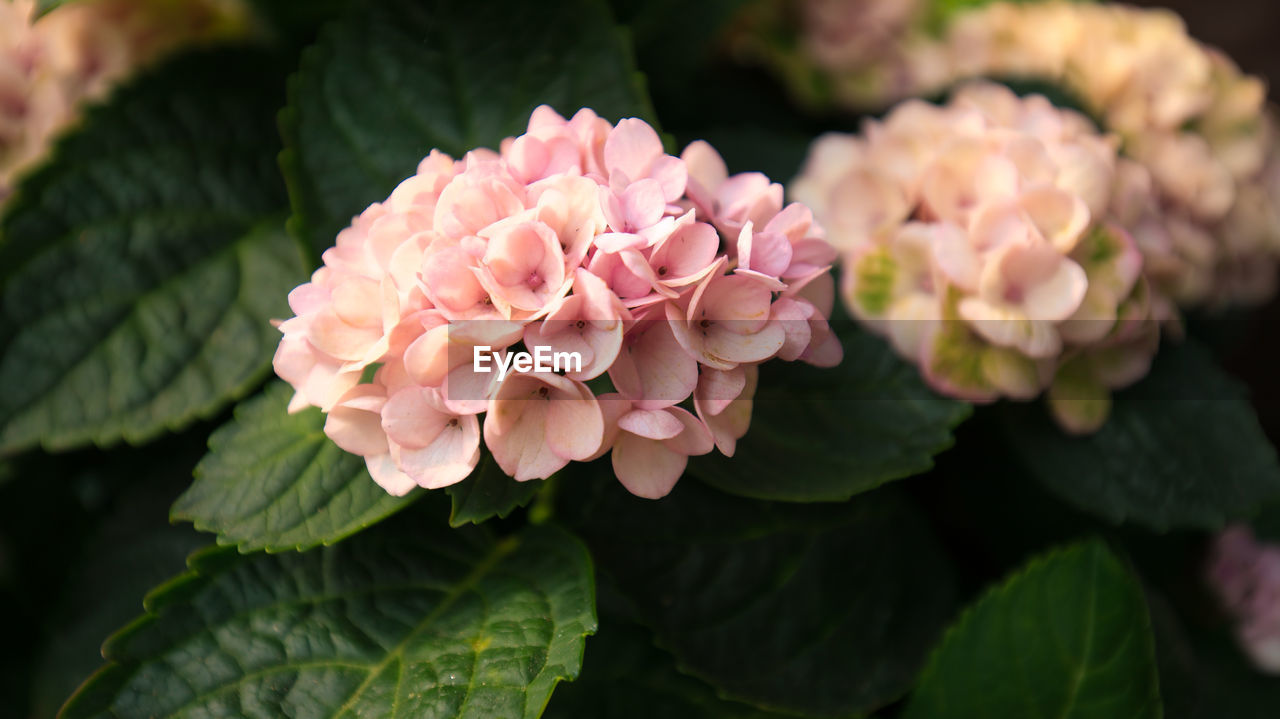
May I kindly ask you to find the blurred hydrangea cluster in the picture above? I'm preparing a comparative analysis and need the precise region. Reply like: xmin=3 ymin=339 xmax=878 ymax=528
xmin=793 ymin=82 xmax=1158 ymax=432
xmin=1209 ymin=526 xmax=1280 ymax=675
xmin=0 ymin=0 xmax=247 ymax=203
xmin=274 ymin=107 xmax=842 ymax=500
xmin=746 ymin=0 xmax=1280 ymax=311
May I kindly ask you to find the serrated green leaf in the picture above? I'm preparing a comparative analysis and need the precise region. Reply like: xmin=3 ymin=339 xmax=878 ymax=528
xmin=689 ymin=318 xmax=971 ymax=502
xmin=172 ymin=381 xmax=415 ymax=553
xmin=0 ymin=49 xmax=306 ymax=456
xmin=1002 ymin=340 xmax=1280 ymax=530
xmin=544 ymin=619 xmax=795 ymax=719
xmin=562 ymin=472 xmax=956 ymax=717
xmin=60 ymin=511 xmax=597 ymax=719
xmin=904 ymin=540 xmax=1162 ymax=719
xmin=446 ymin=451 xmax=540 ymax=527
xmin=280 ymin=0 xmax=656 ymax=258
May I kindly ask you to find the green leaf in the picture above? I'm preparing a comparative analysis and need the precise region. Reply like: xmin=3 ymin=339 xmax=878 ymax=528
xmin=281 ymin=0 xmax=655 ymax=258
xmin=689 ymin=318 xmax=971 ymax=502
xmin=904 ymin=540 xmax=1162 ymax=719
xmin=172 ymin=381 xmax=415 ymax=552
xmin=0 ymin=49 xmax=306 ymax=456
xmin=445 ymin=451 xmax=541 ymax=527
xmin=544 ymin=619 xmax=794 ymax=719
xmin=562 ymin=472 xmax=957 ymax=717
xmin=60 ymin=510 xmax=598 ymax=719
xmin=1002 ymin=340 xmax=1280 ymax=530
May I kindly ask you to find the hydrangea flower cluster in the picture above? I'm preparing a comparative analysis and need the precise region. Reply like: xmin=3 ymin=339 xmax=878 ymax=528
xmin=274 ymin=107 xmax=841 ymax=500
xmin=1208 ymin=526 xmax=1280 ymax=675
xmin=764 ymin=0 xmax=1280 ymax=309
xmin=0 ymin=0 xmax=248 ymax=204
xmin=792 ymin=82 xmax=1159 ymax=433
xmin=924 ymin=1 xmax=1278 ymax=307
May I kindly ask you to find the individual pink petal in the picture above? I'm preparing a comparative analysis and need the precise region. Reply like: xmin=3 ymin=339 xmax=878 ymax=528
xmin=605 ymin=118 xmax=665 ymax=186
xmin=545 ymin=382 xmax=605 ymax=460
xmin=307 ymin=307 xmax=384 ymax=362
xmin=1023 ymin=257 xmax=1089 ymax=322
xmin=649 ymin=154 xmax=688 ymax=203
xmin=737 ymin=221 xmax=794 ymax=278
xmin=325 ymin=385 xmax=390 ymax=456
xmin=1020 ymin=185 xmax=1091 ymax=254
xmin=930 ymin=223 xmax=981 ymax=292
xmin=649 ymin=215 xmax=720 ymax=284
xmin=617 ymin=407 xmax=684 ymax=440
xmin=681 ymin=139 xmax=729 ymax=210
xmin=662 ymin=406 xmax=715 ymax=457
xmin=703 ymin=322 xmax=786 ymax=365
xmin=402 ymin=324 xmax=451 ymax=387
xmin=380 ymin=385 xmax=453 ymax=449
xmin=611 ymin=432 xmax=687 ymax=499
xmin=365 ymin=454 xmax=419 ymax=497
xmin=695 ymin=366 xmax=747 ymax=416
xmin=769 ymin=297 xmax=816 ymax=362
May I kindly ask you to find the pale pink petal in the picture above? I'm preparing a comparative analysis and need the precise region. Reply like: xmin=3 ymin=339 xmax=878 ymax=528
xmin=365 ymin=454 xmax=419 ymax=497
xmin=307 ymin=308 xmax=384 ymax=362
xmin=662 ymin=406 xmax=715 ymax=457
xmin=931 ymin=223 xmax=981 ymax=292
xmin=617 ymin=408 xmax=684 ymax=440
xmin=1023 ymin=258 xmax=1088 ymax=321
xmin=605 ymin=118 xmax=664 ymax=186
xmin=325 ymin=385 xmax=390 ymax=456
xmin=681 ymin=139 xmax=728 ymax=209
xmin=381 ymin=386 xmax=452 ymax=449
xmin=704 ymin=322 xmax=786 ymax=365
xmin=1020 ymin=185 xmax=1091 ymax=254
xmin=545 ymin=386 xmax=604 ymax=460
xmin=611 ymin=432 xmax=686 ymax=499
xmin=695 ymin=366 xmax=747 ymax=416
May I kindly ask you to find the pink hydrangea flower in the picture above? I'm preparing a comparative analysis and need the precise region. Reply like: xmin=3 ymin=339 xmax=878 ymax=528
xmin=792 ymin=82 xmax=1160 ymax=433
xmin=1208 ymin=526 xmax=1280 ymax=675
xmin=274 ymin=107 xmax=842 ymax=499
